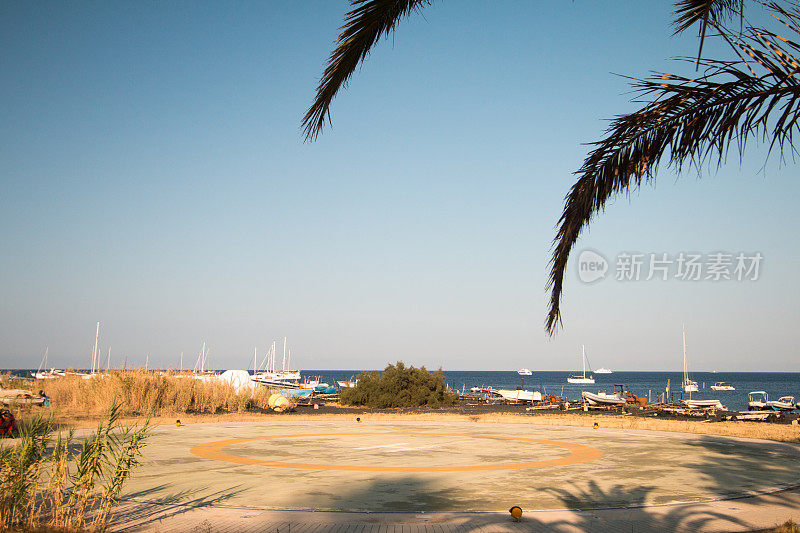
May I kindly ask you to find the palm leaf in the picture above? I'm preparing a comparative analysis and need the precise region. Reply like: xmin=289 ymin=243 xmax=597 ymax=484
xmin=674 ymin=0 xmax=745 ymax=66
xmin=547 ymin=1 xmax=800 ymax=334
xmin=302 ymin=0 xmax=431 ymax=141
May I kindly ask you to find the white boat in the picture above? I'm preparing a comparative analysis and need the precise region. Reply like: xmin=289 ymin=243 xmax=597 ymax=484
xmin=581 ymin=390 xmax=626 ymax=406
xmin=748 ymin=391 xmax=769 ymax=410
xmin=252 ymin=338 xmax=302 ymax=388
xmin=681 ymin=399 xmax=724 ymax=409
xmin=710 ymin=382 xmax=735 ymax=391
xmin=494 ymin=389 xmax=542 ymax=402
xmin=31 ymin=346 xmax=65 ymax=380
xmin=681 ymin=324 xmax=699 ymax=393
xmin=567 ymin=345 xmax=595 ymax=384
xmin=517 ymin=368 xmax=532 ymax=375
xmin=336 ymin=376 xmax=358 ymax=388
xmin=766 ymin=396 xmax=797 ymax=411
xmin=595 ymin=368 xmax=612 ymax=374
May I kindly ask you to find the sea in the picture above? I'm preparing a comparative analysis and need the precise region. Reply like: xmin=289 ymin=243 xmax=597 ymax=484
xmin=8 ymin=369 xmax=799 ymax=412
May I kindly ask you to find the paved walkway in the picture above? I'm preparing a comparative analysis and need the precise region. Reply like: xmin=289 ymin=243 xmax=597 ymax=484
xmin=109 ymin=420 xmax=800 ymax=531
xmin=111 ymin=487 xmax=800 ymax=532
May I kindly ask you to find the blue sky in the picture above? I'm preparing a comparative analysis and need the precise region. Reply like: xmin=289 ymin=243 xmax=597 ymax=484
xmin=1 ymin=1 xmax=798 ymax=371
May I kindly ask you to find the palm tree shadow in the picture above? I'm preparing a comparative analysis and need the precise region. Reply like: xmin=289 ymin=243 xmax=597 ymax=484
xmin=107 ymin=484 xmax=246 ymax=529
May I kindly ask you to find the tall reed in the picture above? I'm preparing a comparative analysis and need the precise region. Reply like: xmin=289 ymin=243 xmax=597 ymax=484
xmin=0 ymin=402 xmax=150 ymax=531
xmin=17 ymin=369 xmax=275 ymax=418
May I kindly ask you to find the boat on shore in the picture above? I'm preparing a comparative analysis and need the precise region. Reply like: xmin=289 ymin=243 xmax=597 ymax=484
xmin=681 ymin=398 xmax=725 ymax=409
xmin=581 ymin=390 xmax=626 ymax=406
xmin=748 ymin=391 xmax=769 ymax=410
xmin=336 ymin=376 xmax=358 ymax=388
xmin=493 ymin=389 xmax=542 ymax=402
xmin=766 ymin=396 xmax=797 ymax=411
xmin=251 ymin=338 xmax=302 ymax=388
xmin=567 ymin=345 xmax=594 ymax=384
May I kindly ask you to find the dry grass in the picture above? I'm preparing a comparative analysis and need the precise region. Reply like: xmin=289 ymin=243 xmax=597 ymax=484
xmin=2 ymin=370 xmax=277 ymax=420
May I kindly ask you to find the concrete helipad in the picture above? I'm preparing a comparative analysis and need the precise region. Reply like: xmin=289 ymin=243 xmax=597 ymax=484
xmin=120 ymin=420 xmax=800 ymax=515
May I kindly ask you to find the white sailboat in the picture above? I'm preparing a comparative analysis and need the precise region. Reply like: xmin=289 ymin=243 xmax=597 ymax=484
xmin=31 ymin=346 xmax=65 ymax=380
xmin=567 ymin=345 xmax=595 ymax=384
xmin=681 ymin=323 xmax=699 ymax=393
xmin=251 ymin=337 xmax=302 ymax=388
xmin=517 ymin=368 xmax=532 ymax=375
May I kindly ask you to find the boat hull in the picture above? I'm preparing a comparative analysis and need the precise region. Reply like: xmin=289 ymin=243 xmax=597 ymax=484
xmin=495 ymin=389 xmax=541 ymax=402
xmin=581 ymin=391 xmax=626 ymax=406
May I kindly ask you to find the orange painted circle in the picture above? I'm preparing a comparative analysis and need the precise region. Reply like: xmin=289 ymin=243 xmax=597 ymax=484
xmin=189 ymin=431 xmax=603 ymax=472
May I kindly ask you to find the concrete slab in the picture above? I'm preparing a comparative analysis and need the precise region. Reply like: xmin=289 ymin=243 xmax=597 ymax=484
xmin=119 ymin=419 xmax=800 ymax=518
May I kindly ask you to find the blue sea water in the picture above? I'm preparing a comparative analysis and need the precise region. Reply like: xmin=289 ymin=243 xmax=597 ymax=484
xmin=8 ymin=368 xmax=799 ymax=412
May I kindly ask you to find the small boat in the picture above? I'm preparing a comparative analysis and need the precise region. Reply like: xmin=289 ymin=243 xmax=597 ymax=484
xmin=766 ymin=396 xmax=797 ymax=411
xmin=595 ymin=368 xmax=612 ymax=374
xmin=681 ymin=399 xmax=724 ymax=409
xmin=494 ymin=389 xmax=542 ymax=402
xmin=748 ymin=391 xmax=769 ymax=410
xmin=567 ymin=345 xmax=595 ymax=384
xmin=336 ymin=376 xmax=358 ymax=388
xmin=710 ymin=382 xmax=735 ymax=391
xmin=517 ymin=368 xmax=532 ymax=375
xmin=470 ymin=386 xmax=494 ymax=393
xmin=581 ymin=390 xmax=626 ymax=406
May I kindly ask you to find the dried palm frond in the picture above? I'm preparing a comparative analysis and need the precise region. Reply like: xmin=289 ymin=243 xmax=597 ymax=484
xmin=547 ymin=1 xmax=800 ymax=334
xmin=302 ymin=0 xmax=431 ymax=141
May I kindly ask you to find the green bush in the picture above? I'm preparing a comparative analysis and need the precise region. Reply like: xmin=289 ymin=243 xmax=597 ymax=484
xmin=339 ymin=362 xmax=459 ymax=408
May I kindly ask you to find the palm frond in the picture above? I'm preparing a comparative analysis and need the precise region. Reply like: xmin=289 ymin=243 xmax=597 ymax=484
xmin=547 ymin=1 xmax=800 ymax=334
xmin=302 ymin=0 xmax=431 ymax=141
xmin=674 ymin=0 xmax=746 ymax=66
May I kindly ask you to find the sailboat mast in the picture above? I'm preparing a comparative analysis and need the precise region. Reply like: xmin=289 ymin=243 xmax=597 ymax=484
xmin=253 ymin=347 xmax=257 ymax=373
xmin=582 ymin=344 xmax=586 ymax=378
xmin=282 ymin=337 xmax=287 ymax=372
xmin=91 ymin=321 xmax=100 ymax=374
xmin=682 ymin=322 xmax=687 ymax=383
xmin=106 ymin=346 xmax=111 ymax=371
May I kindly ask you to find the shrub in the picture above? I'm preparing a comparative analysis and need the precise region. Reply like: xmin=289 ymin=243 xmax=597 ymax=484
xmin=339 ymin=362 xmax=458 ymax=408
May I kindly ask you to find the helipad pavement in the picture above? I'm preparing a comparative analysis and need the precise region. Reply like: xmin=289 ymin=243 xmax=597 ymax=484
xmin=112 ymin=420 xmax=800 ymax=531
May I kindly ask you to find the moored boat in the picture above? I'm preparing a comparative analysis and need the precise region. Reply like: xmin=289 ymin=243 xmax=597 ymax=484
xmin=567 ymin=345 xmax=595 ymax=384
xmin=710 ymin=382 xmax=735 ymax=391
xmin=681 ymin=324 xmax=699 ymax=392
xmin=595 ymin=368 xmax=612 ymax=374
xmin=517 ymin=368 xmax=532 ymax=375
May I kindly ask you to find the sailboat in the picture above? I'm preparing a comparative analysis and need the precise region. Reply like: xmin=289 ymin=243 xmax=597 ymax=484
xmin=251 ymin=337 xmax=302 ymax=388
xmin=681 ymin=323 xmax=699 ymax=393
xmin=31 ymin=346 xmax=65 ymax=380
xmin=567 ymin=345 xmax=595 ymax=384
